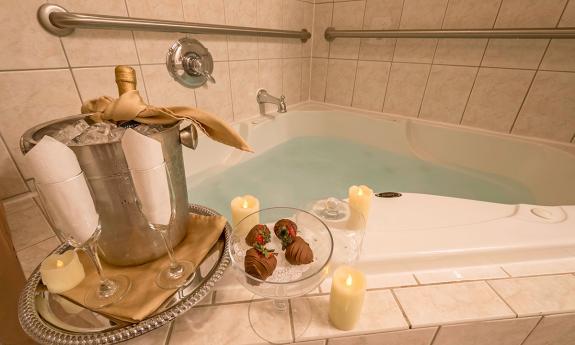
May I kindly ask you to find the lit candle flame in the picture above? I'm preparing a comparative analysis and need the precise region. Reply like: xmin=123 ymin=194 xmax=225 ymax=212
xmin=56 ymin=260 xmax=64 ymax=268
xmin=357 ymin=187 xmax=364 ymax=196
xmin=345 ymin=274 xmax=353 ymax=287
xmin=242 ymin=199 xmax=249 ymax=208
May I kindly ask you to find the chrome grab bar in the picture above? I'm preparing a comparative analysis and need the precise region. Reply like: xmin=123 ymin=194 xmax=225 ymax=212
xmin=38 ymin=4 xmax=311 ymax=42
xmin=324 ymin=27 xmax=575 ymax=41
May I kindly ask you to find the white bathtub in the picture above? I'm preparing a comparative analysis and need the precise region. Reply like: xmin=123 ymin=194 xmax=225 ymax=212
xmin=183 ymin=103 xmax=575 ymax=273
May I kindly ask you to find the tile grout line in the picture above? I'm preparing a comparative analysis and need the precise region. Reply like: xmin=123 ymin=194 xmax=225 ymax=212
xmin=322 ymin=2 xmax=335 ymax=103
xmin=179 ymin=0 xmax=199 ymax=108
xmin=426 ymin=326 xmax=441 ymax=345
xmin=507 ymin=38 xmax=552 ymax=135
xmin=381 ymin=0 xmax=406 ymax=112
xmin=390 ymin=289 xmax=413 ymax=329
xmin=415 ymin=0 xmax=450 ymax=118
xmin=163 ymin=320 xmax=175 ymax=345
xmin=556 ymin=0 xmax=571 ymax=28
xmin=348 ymin=0 xmax=368 ymax=107
xmin=485 ymin=280 xmax=519 ymax=318
xmin=517 ymin=315 xmax=544 ymax=345
xmin=457 ymin=0 xmax=502 ymax=125
xmin=499 ymin=266 xmax=512 ymax=278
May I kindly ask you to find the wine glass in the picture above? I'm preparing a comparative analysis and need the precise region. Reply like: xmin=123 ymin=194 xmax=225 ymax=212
xmin=229 ymin=207 xmax=333 ymax=344
xmin=129 ymin=162 xmax=195 ymax=289
xmin=36 ymin=172 xmax=131 ymax=309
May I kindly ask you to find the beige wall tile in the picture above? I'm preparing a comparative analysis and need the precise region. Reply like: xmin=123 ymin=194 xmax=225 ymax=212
xmin=73 ymin=65 xmax=147 ymax=103
xmin=57 ymin=0 xmax=138 ymax=67
xmin=393 ymin=39 xmax=439 ymax=64
xmin=224 ymin=0 xmax=258 ymax=60
xmin=420 ymin=65 xmax=477 ymax=124
xmin=434 ymin=39 xmax=488 ymax=66
xmin=352 ymin=61 xmax=391 ymax=112
xmin=358 ymin=0 xmax=403 ymax=61
xmin=394 ymin=281 xmax=515 ymax=328
xmin=141 ymin=65 xmax=196 ymax=107
xmin=383 ymin=62 xmax=430 ymax=117
xmin=301 ymin=58 xmax=311 ymax=101
xmin=312 ymin=3 xmax=333 ymax=58
xmin=183 ymin=0 xmax=229 ymax=62
xmin=495 ymin=0 xmax=568 ymax=28
xmin=257 ymin=0 xmax=283 ymax=59
xmin=282 ymin=0 xmax=304 ymax=58
xmin=540 ymin=39 xmax=575 ymax=72
xmin=482 ymin=39 xmax=549 ymax=70
xmin=325 ymin=59 xmax=358 ymax=106
xmin=400 ymin=0 xmax=449 ymax=29
xmin=489 ymin=275 xmax=575 ymax=317
xmin=462 ymin=68 xmax=534 ymax=132
xmin=195 ymin=61 xmax=234 ymax=122
xmin=5 ymin=198 xmax=54 ymax=252
xmin=522 ymin=313 xmax=575 ymax=345
xmin=512 ymin=71 xmax=575 ymax=142
xmin=258 ymin=59 xmax=283 ymax=113
xmin=292 ymin=290 xmax=408 ymax=342
xmin=442 ymin=0 xmax=501 ymax=29
xmin=432 ymin=317 xmax=540 ymax=345
xmin=310 ymin=58 xmax=329 ymax=101
xmin=0 ymin=134 xmax=27 ymax=199
xmin=0 ymin=0 xmax=67 ymax=70
xmin=415 ymin=266 xmax=508 ymax=285
xmin=16 ymin=236 xmax=61 ymax=278
xmin=127 ymin=0 xmax=183 ymax=64
xmin=559 ymin=0 xmax=575 ymax=26
xmin=329 ymin=1 xmax=366 ymax=59
xmin=182 ymin=0 xmax=226 ymax=24
xmin=503 ymin=257 xmax=575 ymax=277
xmin=283 ymin=58 xmax=302 ymax=104
xmin=394 ymin=0 xmax=447 ymax=63
xmin=0 ymin=69 xmax=81 ymax=178
xmin=229 ymin=60 xmax=259 ymax=120
xmin=328 ymin=327 xmax=437 ymax=345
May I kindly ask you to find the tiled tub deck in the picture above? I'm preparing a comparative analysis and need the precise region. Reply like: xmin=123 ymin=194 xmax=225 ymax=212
xmin=6 ymin=198 xmax=575 ymax=345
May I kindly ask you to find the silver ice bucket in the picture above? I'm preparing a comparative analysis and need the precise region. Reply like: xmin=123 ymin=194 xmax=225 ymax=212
xmin=21 ymin=115 xmax=196 ymax=266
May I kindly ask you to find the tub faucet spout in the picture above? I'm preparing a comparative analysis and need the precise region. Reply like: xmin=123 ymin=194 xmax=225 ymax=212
xmin=257 ymin=89 xmax=287 ymax=114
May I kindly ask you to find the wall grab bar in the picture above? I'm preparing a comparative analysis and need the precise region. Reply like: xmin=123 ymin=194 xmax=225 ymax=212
xmin=38 ymin=4 xmax=311 ymax=42
xmin=325 ymin=27 xmax=575 ymax=41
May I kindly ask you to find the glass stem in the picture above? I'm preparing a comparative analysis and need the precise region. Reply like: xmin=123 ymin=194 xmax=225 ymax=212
xmin=85 ymin=240 xmax=117 ymax=298
xmin=159 ymin=226 xmax=179 ymax=269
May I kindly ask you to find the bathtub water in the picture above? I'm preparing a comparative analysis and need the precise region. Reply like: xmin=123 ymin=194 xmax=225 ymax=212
xmin=184 ymin=103 xmax=575 ymax=272
xmin=188 ymin=136 xmax=534 ymax=221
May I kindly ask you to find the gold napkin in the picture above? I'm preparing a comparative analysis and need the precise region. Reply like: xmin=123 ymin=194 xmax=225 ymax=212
xmin=80 ymin=90 xmax=253 ymax=152
xmin=61 ymin=213 xmax=227 ymax=323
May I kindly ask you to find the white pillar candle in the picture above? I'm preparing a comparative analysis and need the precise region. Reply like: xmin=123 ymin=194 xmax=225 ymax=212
xmin=347 ymin=185 xmax=373 ymax=229
xmin=328 ymin=265 xmax=366 ymax=331
xmin=230 ymin=195 xmax=260 ymax=235
xmin=40 ymin=250 xmax=85 ymax=294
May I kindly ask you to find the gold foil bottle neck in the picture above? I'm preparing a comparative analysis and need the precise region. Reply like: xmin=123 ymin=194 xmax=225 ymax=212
xmin=115 ymin=65 xmax=137 ymax=96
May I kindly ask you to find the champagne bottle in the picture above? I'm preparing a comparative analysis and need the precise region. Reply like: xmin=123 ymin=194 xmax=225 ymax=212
xmin=114 ymin=65 xmax=137 ymax=96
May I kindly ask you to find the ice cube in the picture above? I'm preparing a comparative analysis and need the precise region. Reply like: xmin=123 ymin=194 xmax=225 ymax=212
xmin=49 ymin=120 xmax=90 ymax=145
xmin=72 ymin=122 xmax=124 ymax=145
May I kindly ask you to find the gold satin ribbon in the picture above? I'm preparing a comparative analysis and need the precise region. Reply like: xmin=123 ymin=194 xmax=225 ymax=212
xmin=81 ymin=90 xmax=253 ymax=152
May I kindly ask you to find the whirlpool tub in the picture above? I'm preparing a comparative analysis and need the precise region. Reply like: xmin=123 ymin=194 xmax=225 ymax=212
xmin=184 ymin=103 xmax=575 ymax=273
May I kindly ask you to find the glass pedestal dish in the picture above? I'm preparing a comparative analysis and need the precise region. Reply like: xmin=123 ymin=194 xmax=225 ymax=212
xmin=229 ymin=207 xmax=334 ymax=344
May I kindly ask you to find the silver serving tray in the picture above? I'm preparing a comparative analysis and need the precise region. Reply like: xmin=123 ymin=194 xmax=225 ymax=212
xmin=18 ymin=204 xmax=231 ymax=345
